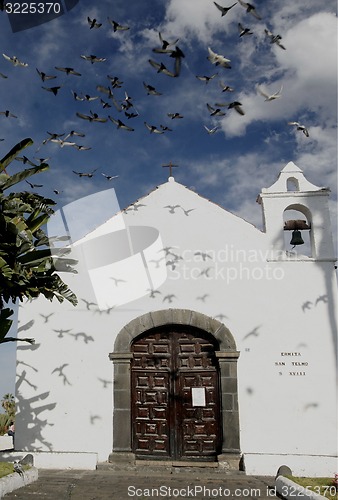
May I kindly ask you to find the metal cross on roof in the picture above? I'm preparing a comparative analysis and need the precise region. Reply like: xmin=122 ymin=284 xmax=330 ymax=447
xmin=162 ymin=161 xmax=178 ymax=178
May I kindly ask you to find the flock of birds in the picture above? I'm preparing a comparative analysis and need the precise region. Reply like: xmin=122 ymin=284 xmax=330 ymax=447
xmin=0 ymin=1 xmax=312 ymax=188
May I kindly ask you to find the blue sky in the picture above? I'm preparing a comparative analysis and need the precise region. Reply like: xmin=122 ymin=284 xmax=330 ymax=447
xmin=0 ymin=0 xmax=337 ymax=398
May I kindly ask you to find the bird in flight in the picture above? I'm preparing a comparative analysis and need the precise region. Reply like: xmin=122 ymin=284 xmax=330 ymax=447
xmin=64 ymin=130 xmax=85 ymax=140
xmin=72 ymin=169 xmax=98 ymax=178
xmin=109 ymin=116 xmax=135 ymax=131
xmin=36 ymin=68 xmax=56 ymax=81
xmin=167 ymin=112 xmax=184 ymax=119
xmin=196 ymin=74 xmax=218 ymax=84
xmin=221 ymin=101 xmax=245 ymax=115
xmin=143 ymin=81 xmax=162 ymax=95
xmin=50 ymin=138 xmax=77 ymax=148
xmin=264 ymin=29 xmax=286 ymax=50
xmin=42 ymin=85 xmax=62 ymax=96
xmin=108 ymin=18 xmax=130 ymax=32
xmin=148 ymin=59 xmax=177 ymax=77
xmin=55 ymin=66 xmax=81 ymax=76
xmin=219 ymin=81 xmax=235 ymax=92
xmin=257 ymin=84 xmax=283 ymax=101
xmin=76 ymin=111 xmax=108 ymax=122
xmin=157 ymin=31 xmax=179 ymax=51
xmin=0 ymin=110 xmax=17 ymax=118
xmin=80 ymin=54 xmax=106 ymax=64
xmin=144 ymin=122 xmax=164 ymax=134
xmin=213 ymin=2 xmax=237 ymax=16
xmin=3 ymin=53 xmax=28 ymax=67
xmin=87 ymin=16 xmax=102 ymax=29
xmin=238 ymin=22 xmax=253 ymax=37
xmin=206 ymin=103 xmax=226 ymax=116
xmin=288 ymin=121 xmax=309 ymax=137
xmin=204 ymin=125 xmax=219 ymax=134
xmin=102 ymin=173 xmax=119 ymax=181
xmin=237 ymin=0 xmax=262 ymax=19
xmin=207 ymin=47 xmax=231 ymax=68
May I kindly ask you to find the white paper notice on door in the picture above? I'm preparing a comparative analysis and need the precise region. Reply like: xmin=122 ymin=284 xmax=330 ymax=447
xmin=191 ymin=387 xmax=206 ymax=407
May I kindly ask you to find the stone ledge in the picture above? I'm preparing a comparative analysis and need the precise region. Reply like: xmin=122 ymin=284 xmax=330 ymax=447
xmin=0 ymin=436 xmax=14 ymax=452
xmin=0 ymin=466 xmax=38 ymax=497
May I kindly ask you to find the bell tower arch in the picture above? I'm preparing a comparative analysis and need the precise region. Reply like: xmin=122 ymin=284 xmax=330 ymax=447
xmin=257 ymin=161 xmax=335 ymax=261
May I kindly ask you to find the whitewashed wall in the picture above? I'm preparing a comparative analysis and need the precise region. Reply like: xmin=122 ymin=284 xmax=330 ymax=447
xmin=15 ymin=167 xmax=337 ymax=475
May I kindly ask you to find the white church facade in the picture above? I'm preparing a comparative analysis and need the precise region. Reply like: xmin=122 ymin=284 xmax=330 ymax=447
xmin=13 ymin=162 xmax=337 ymax=476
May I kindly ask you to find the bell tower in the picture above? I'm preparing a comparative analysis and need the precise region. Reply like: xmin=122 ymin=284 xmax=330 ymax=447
xmin=257 ymin=161 xmax=335 ymax=261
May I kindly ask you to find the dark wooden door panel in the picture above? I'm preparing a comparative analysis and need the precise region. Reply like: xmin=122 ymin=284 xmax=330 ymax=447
xmin=131 ymin=328 xmax=221 ymax=461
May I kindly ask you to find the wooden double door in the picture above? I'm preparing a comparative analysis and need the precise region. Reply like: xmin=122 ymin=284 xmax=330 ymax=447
xmin=131 ymin=327 xmax=221 ymax=461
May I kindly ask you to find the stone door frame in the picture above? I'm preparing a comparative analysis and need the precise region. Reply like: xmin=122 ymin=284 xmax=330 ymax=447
xmin=109 ymin=309 xmax=241 ymax=465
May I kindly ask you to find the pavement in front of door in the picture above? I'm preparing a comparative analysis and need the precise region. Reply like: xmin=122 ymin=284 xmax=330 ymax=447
xmin=3 ymin=462 xmax=277 ymax=500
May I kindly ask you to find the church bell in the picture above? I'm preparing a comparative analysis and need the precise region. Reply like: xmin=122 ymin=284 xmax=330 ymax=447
xmin=290 ymin=229 xmax=304 ymax=246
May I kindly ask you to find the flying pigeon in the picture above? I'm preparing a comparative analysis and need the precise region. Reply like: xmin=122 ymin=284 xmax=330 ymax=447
xmin=257 ymin=84 xmax=283 ymax=101
xmin=219 ymin=81 xmax=235 ymax=92
xmin=160 ymin=124 xmax=172 ymax=131
xmin=55 ymin=66 xmax=81 ymax=76
xmin=3 ymin=53 xmax=28 ymax=67
xmin=148 ymin=59 xmax=177 ymax=77
xmin=144 ymin=122 xmax=164 ymax=134
xmin=42 ymin=85 xmax=62 ymax=96
xmin=196 ymin=74 xmax=218 ymax=83
xmin=36 ymin=68 xmax=56 ymax=81
xmin=108 ymin=18 xmax=130 ymax=32
xmin=96 ymin=85 xmax=113 ymax=99
xmin=158 ymin=31 xmax=179 ymax=50
xmin=143 ymin=82 xmax=162 ymax=95
xmin=229 ymin=101 xmax=245 ymax=115
xmin=64 ymin=130 xmax=85 ymax=140
xmin=213 ymin=2 xmax=237 ymax=16
xmin=288 ymin=121 xmax=309 ymax=137
xmin=204 ymin=125 xmax=219 ymax=134
xmin=167 ymin=112 xmax=184 ymax=119
xmin=0 ymin=110 xmax=17 ymax=118
xmin=73 ymin=144 xmax=92 ymax=151
xmin=50 ymin=139 xmax=77 ymax=147
xmin=206 ymin=103 xmax=226 ymax=116
xmin=16 ymin=156 xmax=37 ymax=165
xmin=238 ymin=22 xmax=253 ymax=36
xmin=72 ymin=169 xmax=98 ymax=178
xmin=102 ymin=173 xmax=119 ymax=181
xmin=207 ymin=47 xmax=231 ymax=68
xmin=80 ymin=54 xmax=106 ymax=64
xmin=264 ymin=29 xmax=286 ymax=50
xmin=87 ymin=16 xmax=102 ymax=29
xmin=76 ymin=111 xmax=108 ymax=123
xmin=237 ymin=0 xmax=262 ymax=19
xmin=107 ymin=75 xmax=124 ymax=88
xmin=125 ymin=111 xmax=139 ymax=119
xmin=109 ymin=116 xmax=134 ymax=131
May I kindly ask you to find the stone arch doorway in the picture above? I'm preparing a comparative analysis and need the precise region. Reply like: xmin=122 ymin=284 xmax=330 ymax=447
xmin=109 ymin=309 xmax=241 ymax=466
